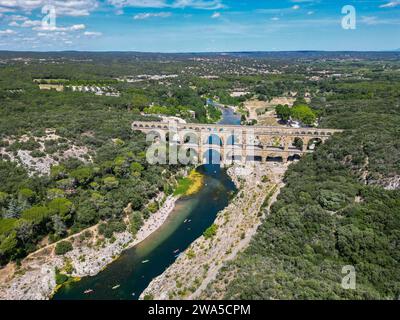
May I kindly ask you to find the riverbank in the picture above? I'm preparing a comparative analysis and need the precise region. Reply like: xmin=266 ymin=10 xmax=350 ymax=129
xmin=139 ymin=162 xmax=287 ymax=300
xmin=0 ymin=194 xmax=180 ymax=300
xmin=174 ymin=170 xmax=204 ymax=196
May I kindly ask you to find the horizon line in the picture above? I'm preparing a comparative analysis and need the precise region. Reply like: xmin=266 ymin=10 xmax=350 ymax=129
xmin=0 ymin=49 xmax=399 ymax=54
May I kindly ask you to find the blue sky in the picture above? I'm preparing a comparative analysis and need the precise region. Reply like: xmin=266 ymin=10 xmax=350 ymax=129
xmin=0 ymin=0 xmax=399 ymax=51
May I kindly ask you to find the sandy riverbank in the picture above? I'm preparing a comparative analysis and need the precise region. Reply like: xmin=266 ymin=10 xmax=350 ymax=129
xmin=140 ymin=162 xmax=287 ymax=300
xmin=0 ymin=194 xmax=180 ymax=300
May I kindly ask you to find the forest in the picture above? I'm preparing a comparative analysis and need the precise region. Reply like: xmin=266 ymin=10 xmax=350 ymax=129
xmin=205 ymin=61 xmax=400 ymax=299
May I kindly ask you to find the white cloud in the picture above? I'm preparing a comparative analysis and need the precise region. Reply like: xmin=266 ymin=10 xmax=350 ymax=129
xmin=0 ymin=6 xmax=15 ymax=13
xmin=134 ymin=11 xmax=171 ymax=19
xmin=173 ymin=0 xmax=224 ymax=9
xmin=109 ymin=0 xmax=167 ymax=8
xmin=34 ymin=23 xmax=86 ymax=32
xmin=360 ymin=15 xmax=400 ymax=25
xmin=9 ymin=15 xmax=28 ymax=21
xmin=0 ymin=29 xmax=16 ymax=34
xmin=20 ymin=19 xmax=42 ymax=27
xmin=271 ymin=17 xmax=279 ymax=21
xmin=109 ymin=0 xmax=224 ymax=10
xmin=361 ymin=16 xmax=379 ymax=25
xmin=0 ymin=0 xmax=98 ymax=17
xmin=84 ymin=31 xmax=102 ymax=36
xmin=380 ymin=1 xmax=400 ymax=8
xmin=292 ymin=5 xmax=300 ymax=10
xmin=70 ymin=24 xmax=86 ymax=30
xmin=211 ymin=12 xmax=220 ymax=18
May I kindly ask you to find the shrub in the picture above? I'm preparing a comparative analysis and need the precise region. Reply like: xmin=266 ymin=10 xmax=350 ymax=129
xmin=103 ymin=176 xmax=119 ymax=190
xmin=55 ymin=241 xmax=73 ymax=255
xmin=55 ymin=272 xmax=69 ymax=285
xmin=203 ymin=224 xmax=218 ymax=239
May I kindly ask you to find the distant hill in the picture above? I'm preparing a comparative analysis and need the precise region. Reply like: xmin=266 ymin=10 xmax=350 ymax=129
xmin=0 ymin=50 xmax=400 ymax=62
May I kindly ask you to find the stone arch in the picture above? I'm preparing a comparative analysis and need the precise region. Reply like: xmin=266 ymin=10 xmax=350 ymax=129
xmin=204 ymin=133 xmax=224 ymax=146
xmin=203 ymin=149 xmax=222 ymax=165
xmin=266 ymin=154 xmax=284 ymax=163
xmin=307 ymin=138 xmax=323 ymax=151
xmin=178 ymin=146 xmax=199 ymax=165
xmin=266 ymin=136 xmax=285 ymax=150
xmin=287 ymin=154 xmax=302 ymax=162
xmin=181 ymin=131 xmax=199 ymax=145
xmin=146 ymin=130 xmax=165 ymax=143
xmin=226 ymin=134 xmax=241 ymax=146
xmin=225 ymin=149 xmax=243 ymax=164
xmin=246 ymin=155 xmax=263 ymax=162
xmin=289 ymin=137 xmax=304 ymax=151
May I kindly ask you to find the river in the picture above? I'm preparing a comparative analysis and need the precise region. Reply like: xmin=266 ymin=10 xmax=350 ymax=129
xmin=53 ymin=105 xmax=241 ymax=300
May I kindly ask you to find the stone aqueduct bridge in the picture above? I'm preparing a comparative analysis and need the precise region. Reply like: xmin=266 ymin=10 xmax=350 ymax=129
xmin=132 ymin=121 xmax=343 ymax=164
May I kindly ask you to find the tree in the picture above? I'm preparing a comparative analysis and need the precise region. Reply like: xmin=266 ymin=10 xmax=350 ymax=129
xmin=70 ymin=167 xmax=94 ymax=185
xmin=51 ymin=215 xmax=67 ymax=238
xmin=50 ymin=165 xmax=67 ymax=180
xmin=132 ymin=94 xmax=149 ymax=110
xmin=290 ymin=105 xmax=317 ymax=126
xmin=56 ymin=178 xmax=75 ymax=190
xmin=48 ymin=198 xmax=74 ymax=222
xmin=276 ymin=104 xmax=291 ymax=122
xmin=103 ymin=176 xmax=119 ymax=190
xmin=3 ymin=199 xmax=24 ymax=219
xmin=21 ymin=206 xmax=50 ymax=224
xmin=0 ymin=232 xmax=17 ymax=264
xmin=18 ymin=188 xmax=36 ymax=204
xmin=0 ymin=192 xmax=8 ymax=207
xmin=130 ymin=162 xmax=144 ymax=177
xmin=16 ymin=220 xmax=34 ymax=245
xmin=318 ymin=189 xmax=347 ymax=211
xmin=47 ymin=188 xmax=65 ymax=200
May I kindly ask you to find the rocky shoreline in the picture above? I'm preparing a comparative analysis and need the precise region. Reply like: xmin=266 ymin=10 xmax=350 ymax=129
xmin=0 ymin=195 xmax=179 ymax=300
